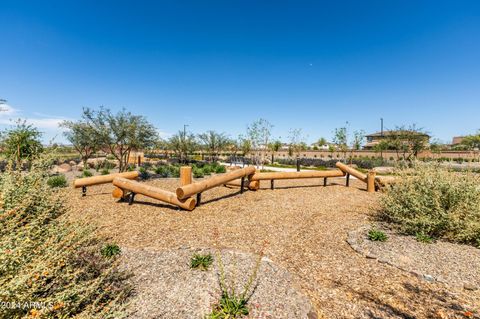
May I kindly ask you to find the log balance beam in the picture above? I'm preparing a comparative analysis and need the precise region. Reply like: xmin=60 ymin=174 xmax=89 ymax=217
xmin=176 ymin=166 xmax=256 ymax=200
xmin=335 ymin=162 xmax=376 ymax=193
xmin=73 ymin=171 xmax=139 ymax=196
xmin=249 ymin=169 xmax=345 ymax=190
xmin=112 ymin=177 xmax=196 ymax=211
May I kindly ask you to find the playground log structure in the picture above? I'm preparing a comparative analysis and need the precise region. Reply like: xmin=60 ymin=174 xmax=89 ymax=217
xmin=112 ymin=177 xmax=197 ymax=210
xmin=224 ymin=179 xmax=260 ymax=190
xmin=335 ymin=162 xmax=376 ymax=193
xmin=73 ymin=171 xmax=139 ymax=196
xmin=249 ymin=169 xmax=345 ymax=190
xmin=176 ymin=166 xmax=256 ymax=204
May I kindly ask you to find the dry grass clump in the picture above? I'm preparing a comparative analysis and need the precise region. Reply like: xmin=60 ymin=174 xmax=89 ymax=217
xmin=380 ymin=161 xmax=480 ymax=246
xmin=0 ymin=159 xmax=131 ymax=318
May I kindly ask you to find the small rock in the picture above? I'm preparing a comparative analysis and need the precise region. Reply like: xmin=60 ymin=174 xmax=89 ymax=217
xmin=372 ymin=166 xmax=395 ymax=174
xmin=423 ymin=274 xmax=435 ymax=282
xmin=307 ymin=310 xmax=318 ymax=319
xmin=69 ymin=160 xmax=77 ymax=166
xmin=463 ymin=283 xmax=478 ymax=291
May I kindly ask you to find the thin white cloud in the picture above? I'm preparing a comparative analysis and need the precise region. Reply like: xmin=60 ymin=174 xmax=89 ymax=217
xmin=157 ymin=129 xmax=172 ymax=139
xmin=0 ymin=103 xmax=19 ymax=116
xmin=0 ymin=103 xmax=70 ymax=130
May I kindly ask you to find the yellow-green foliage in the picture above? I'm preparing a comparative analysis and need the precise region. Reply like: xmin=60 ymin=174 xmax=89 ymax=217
xmin=0 ymin=160 xmax=131 ymax=318
xmin=381 ymin=162 xmax=480 ymax=245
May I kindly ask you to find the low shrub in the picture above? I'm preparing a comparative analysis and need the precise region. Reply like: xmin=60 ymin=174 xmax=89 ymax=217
xmin=380 ymin=162 xmax=480 ymax=246
xmin=154 ymin=165 xmax=180 ymax=178
xmin=100 ymin=168 xmax=110 ymax=175
xmin=0 ymin=158 xmax=132 ymax=318
xmin=47 ymin=174 xmax=67 ymax=188
xmin=415 ymin=232 xmax=434 ymax=244
xmin=139 ymin=167 xmax=150 ymax=180
xmin=215 ymin=165 xmax=227 ymax=174
xmin=193 ymin=167 xmax=204 ymax=178
xmin=81 ymin=169 xmax=93 ymax=177
xmin=368 ymin=228 xmax=388 ymax=242
xmin=190 ymin=253 xmax=213 ymax=271
xmin=101 ymin=244 xmax=122 ymax=258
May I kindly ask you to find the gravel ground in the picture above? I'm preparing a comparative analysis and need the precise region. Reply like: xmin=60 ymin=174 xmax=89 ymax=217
xmin=120 ymin=247 xmax=316 ymax=319
xmin=63 ymin=176 xmax=480 ymax=319
xmin=347 ymin=225 xmax=480 ymax=290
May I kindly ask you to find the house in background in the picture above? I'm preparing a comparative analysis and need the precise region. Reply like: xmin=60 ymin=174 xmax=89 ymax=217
xmin=363 ymin=130 xmax=430 ymax=149
xmin=451 ymin=136 xmax=465 ymax=146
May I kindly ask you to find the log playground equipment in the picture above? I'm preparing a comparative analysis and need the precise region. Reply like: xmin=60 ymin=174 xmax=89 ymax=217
xmin=72 ymin=162 xmax=381 ymax=211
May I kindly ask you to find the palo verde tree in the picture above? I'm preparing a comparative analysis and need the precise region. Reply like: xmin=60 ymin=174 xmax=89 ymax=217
xmin=268 ymin=139 xmax=282 ymax=163
xmin=61 ymin=120 xmax=99 ymax=168
xmin=386 ymin=125 xmax=429 ymax=160
xmin=198 ymin=130 xmax=229 ymax=162
xmin=168 ymin=130 xmax=197 ymax=163
xmin=82 ymin=107 xmax=158 ymax=172
xmin=333 ymin=125 xmax=348 ymax=161
xmin=0 ymin=119 xmax=43 ymax=169
xmin=247 ymin=118 xmax=273 ymax=167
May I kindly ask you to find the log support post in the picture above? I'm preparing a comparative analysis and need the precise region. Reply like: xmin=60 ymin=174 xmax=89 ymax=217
xmin=323 ymin=177 xmax=327 ymax=187
xmin=82 ymin=186 xmax=87 ymax=196
xmin=346 ymin=173 xmax=350 ymax=187
xmin=129 ymin=192 xmax=136 ymax=205
xmin=240 ymin=177 xmax=245 ymax=193
xmin=271 ymin=179 xmax=274 ymax=190
xmin=296 ymin=157 xmax=300 ymax=172
xmin=367 ymin=171 xmax=376 ymax=193
xmin=196 ymin=193 xmax=202 ymax=207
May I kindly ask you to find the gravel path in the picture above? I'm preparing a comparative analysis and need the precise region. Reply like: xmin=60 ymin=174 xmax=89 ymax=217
xmin=347 ymin=225 xmax=480 ymax=290
xmin=120 ymin=247 xmax=316 ymax=319
xmin=64 ymin=177 xmax=480 ymax=318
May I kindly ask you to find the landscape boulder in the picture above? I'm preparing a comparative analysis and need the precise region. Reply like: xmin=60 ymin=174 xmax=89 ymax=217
xmin=52 ymin=163 xmax=72 ymax=173
xmin=373 ymin=166 xmax=395 ymax=174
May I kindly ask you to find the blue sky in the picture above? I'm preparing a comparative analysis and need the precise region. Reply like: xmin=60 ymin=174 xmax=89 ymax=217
xmin=1 ymin=0 xmax=479 ymax=144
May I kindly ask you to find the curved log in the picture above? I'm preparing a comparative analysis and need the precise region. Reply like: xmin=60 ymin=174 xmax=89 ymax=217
xmin=335 ymin=162 xmax=367 ymax=182
xmin=176 ymin=166 xmax=256 ymax=199
xmin=250 ymin=169 xmax=345 ymax=181
xmin=73 ymin=171 xmax=139 ymax=188
xmin=113 ymin=177 xmax=196 ymax=211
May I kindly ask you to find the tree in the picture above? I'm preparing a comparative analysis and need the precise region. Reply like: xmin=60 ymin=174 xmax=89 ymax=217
xmin=247 ymin=119 xmax=273 ymax=167
xmin=317 ymin=137 xmax=327 ymax=147
xmin=1 ymin=119 xmax=43 ymax=168
xmin=385 ymin=125 xmax=429 ymax=160
xmin=333 ymin=126 xmax=348 ymax=160
xmin=82 ymin=107 xmax=158 ymax=172
xmin=460 ymin=131 xmax=480 ymax=150
xmin=198 ymin=130 xmax=229 ymax=162
xmin=288 ymin=129 xmax=307 ymax=158
xmin=168 ymin=131 xmax=197 ymax=163
xmin=373 ymin=140 xmax=389 ymax=159
xmin=268 ymin=139 xmax=282 ymax=163
xmin=61 ymin=120 xmax=99 ymax=168
xmin=349 ymin=130 xmax=365 ymax=163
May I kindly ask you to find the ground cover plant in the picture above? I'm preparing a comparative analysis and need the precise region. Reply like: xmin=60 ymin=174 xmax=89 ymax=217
xmin=47 ymin=174 xmax=68 ymax=188
xmin=190 ymin=253 xmax=213 ymax=271
xmin=0 ymin=158 xmax=131 ymax=318
xmin=380 ymin=162 xmax=480 ymax=246
xmin=368 ymin=228 xmax=388 ymax=242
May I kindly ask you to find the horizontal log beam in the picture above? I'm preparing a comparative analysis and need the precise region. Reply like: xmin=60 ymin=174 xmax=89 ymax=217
xmin=113 ymin=177 xmax=196 ymax=211
xmin=176 ymin=166 xmax=256 ymax=199
xmin=249 ymin=169 xmax=345 ymax=181
xmin=224 ymin=179 xmax=260 ymax=190
xmin=73 ymin=171 xmax=139 ymax=188
xmin=335 ymin=162 xmax=367 ymax=182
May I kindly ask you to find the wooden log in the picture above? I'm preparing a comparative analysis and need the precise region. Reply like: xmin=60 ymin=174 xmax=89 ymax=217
xmin=112 ymin=186 xmax=126 ymax=199
xmin=113 ymin=177 xmax=196 ymax=210
xmin=224 ymin=179 xmax=260 ymax=190
xmin=367 ymin=171 xmax=376 ymax=193
xmin=249 ymin=169 xmax=345 ymax=181
xmin=73 ymin=171 xmax=139 ymax=188
xmin=335 ymin=162 xmax=367 ymax=182
xmin=180 ymin=166 xmax=192 ymax=186
xmin=176 ymin=166 xmax=256 ymax=199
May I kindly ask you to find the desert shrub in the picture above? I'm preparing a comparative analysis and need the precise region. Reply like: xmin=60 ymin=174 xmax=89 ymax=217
xmin=190 ymin=253 xmax=213 ymax=271
xmin=47 ymin=174 xmax=67 ymax=188
xmin=81 ymin=169 xmax=93 ymax=177
xmin=154 ymin=165 xmax=180 ymax=178
xmin=202 ymin=165 xmax=212 ymax=175
xmin=101 ymin=244 xmax=121 ymax=258
xmin=193 ymin=167 xmax=204 ymax=178
xmin=380 ymin=162 xmax=480 ymax=245
xmin=215 ymin=165 xmax=227 ymax=174
xmin=0 ymin=158 xmax=131 ymax=318
xmin=100 ymin=168 xmax=110 ymax=175
xmin=139 ymin=167 xmax=150 ymax=180
xmin=368 ymin=228 xmax=388 ymax=242
xmin=415 ymin=232 xmax=434 ymax=244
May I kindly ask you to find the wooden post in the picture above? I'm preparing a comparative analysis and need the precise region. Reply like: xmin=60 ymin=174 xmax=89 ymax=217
xmin=367 ymin=171 xmax=376 ymax=193
xmin=271 ymin=180 xmax=274 ymax=190
xmin=296 ymin=157 xmax=300 ymax=172
xmin=180 ymin=166 xmax=192 ymax=186
xmin=323 ymin=177 xmax=327 ymax=187
xmin=346 ymin=173 xmax=350 ymax=187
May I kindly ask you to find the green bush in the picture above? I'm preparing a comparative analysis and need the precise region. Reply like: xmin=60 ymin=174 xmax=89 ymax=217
xmin=215 ymin=165 xmax=227 ymax=174
xmin=190 ymin=253 xmax=213 ymax=271
xmin=202 ymin=165 xmax=212 ymax=175
xmin=380 ymin=162 xmax=480 ymax=245
xmin=100 ymin=168 xmax=110 ymax=175
xmin=368 ymin=228 xmax=388 ymax=242
xmin=154 ymin=165 xmax=180 ymax=178
xmin=139 ymin=167 xmax=150 ymax=180
xmin=193 ymin=167 xmax=204 ymax=178
xmin=81 ymin=169 xmax=93 ymax=177
xmin=47 ymin=174 xmax=67 ymax=188
xmin=0 ymin=159 xmax=131 ymax=318
xmin=101 ymin=244 xmax=121 ymax=258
